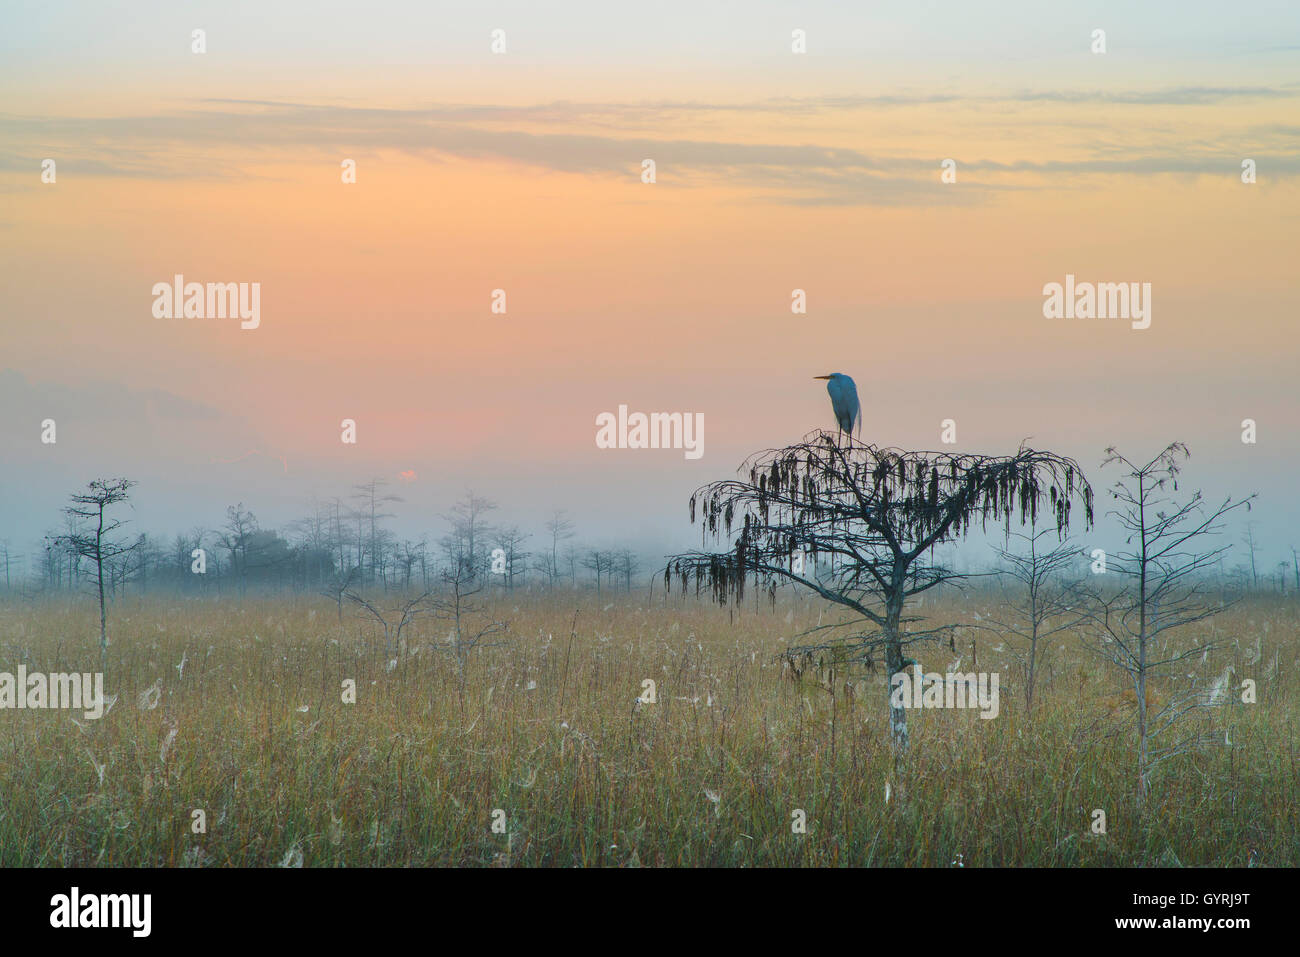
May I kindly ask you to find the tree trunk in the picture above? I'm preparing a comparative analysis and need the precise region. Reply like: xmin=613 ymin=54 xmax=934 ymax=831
xmin=884 ymin=578 xmax=908 ymax=751
xmin=1136 ymin=474 xmax=1149 ymax=807
xmin=96 ymin=507 xmax=108 ymax=675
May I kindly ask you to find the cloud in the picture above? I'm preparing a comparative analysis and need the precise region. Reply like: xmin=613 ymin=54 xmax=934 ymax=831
xmin=1 ymin=83 xmax=1296 ymax=203
xmin=0 ymin=369 xmax=219 ymax=420
xmin=969 ymin=86 xmax=1295 ymax=106
xmin=0 ymin=369 xmax=255 ymax=466
xmin=962 ymin=154 xmax=1300 ymax=176
xmin=203 ymin=85 xmax=1300 ymax=116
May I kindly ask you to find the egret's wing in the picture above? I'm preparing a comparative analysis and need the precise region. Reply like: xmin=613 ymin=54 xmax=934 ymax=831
xmin=826 ymin=379 xmax=851 ymax=431
xmin=841 ymin=377 xmax=861 ymax=432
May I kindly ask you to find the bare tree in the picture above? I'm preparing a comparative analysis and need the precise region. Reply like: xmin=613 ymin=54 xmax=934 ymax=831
xmin=352 ymin=479 xmax=402 ymax=587
xmin=441 ymin=492 xmax=497 ymax=583
xmin=56 ymin=478 xmax=139 ymax=672
xmin=172 ymin=533 xmax=192 ymax=584
xmin=290 ymin=501 xmax=333 ymax=589
xmin=218 ymin=503 xmax=258 ymax=597
xmin=432 ymin=563 xmax=508 ymax=706
xmin=344 ymin=585 xmax=432 ymax=657
xmin=116 ymin=532 xmax=157 ymax=593
xmin=397 ymin=540 xmax=423 ymax=590
xmin=416 ymin=535 xmax=430 ymax=590
xmin=39 ymin=531 xmax=64 ymax=591
xmin=48 ymin=512 xmax=85 ymax=588
xmin=326 ymin=496 xmax=352 ymax=583
xmin=562 ymin=542 xmax=581 ymax=588
xmin=531 ymin=550 xmax=557 ymax=588
xmin=491 ymin=525 xmax=530 ymax=591
xmin=583 ymin=550 xmax=614 ymax=598
xmin=0 ymin=540 xmax=12 ymax=591
xmin=372 ymin=527 xmax=398 ymax=589
xmin=1080 ymin=443 xmax=1255 ymax=806
xmin=323 ymin=565 xmax=360 ymax=623
xmin=667 ymin=434 xmax=1092 ymax=750
xmin=616 ymin=549 xmax=641 ymax=593
xmin=1242 ymin=522 xmax=1260 ymax=589
xmin=544 ymin=510 xmax=575 ymax=589
xmin=985 ymin=526 xmax=1084 ymax=713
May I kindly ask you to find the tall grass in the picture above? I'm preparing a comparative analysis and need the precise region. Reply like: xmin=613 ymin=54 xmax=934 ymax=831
xmin=0 ymin=592 xmax=1294 ymax=866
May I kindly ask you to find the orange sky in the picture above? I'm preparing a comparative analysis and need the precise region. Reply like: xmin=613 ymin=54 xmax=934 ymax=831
xmin=2 ymin=5 xmax=1298 ymax=557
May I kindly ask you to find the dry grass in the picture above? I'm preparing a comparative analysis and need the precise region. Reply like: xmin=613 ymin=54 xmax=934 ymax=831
xmin=0 ymin=591 xmax=1296 ymax=867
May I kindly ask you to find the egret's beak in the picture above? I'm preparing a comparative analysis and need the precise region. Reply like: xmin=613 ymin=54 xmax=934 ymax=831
xmin=813 ymin=375 xmax=832 ymax=380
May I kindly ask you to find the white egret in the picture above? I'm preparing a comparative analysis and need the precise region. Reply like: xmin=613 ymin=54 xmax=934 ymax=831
xmin=813 ymin=372 xmax=860 ymax=442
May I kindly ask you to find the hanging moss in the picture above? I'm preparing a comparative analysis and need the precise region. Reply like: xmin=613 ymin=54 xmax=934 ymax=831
xmin=665 ymin=433 xmax=1094 ymax=610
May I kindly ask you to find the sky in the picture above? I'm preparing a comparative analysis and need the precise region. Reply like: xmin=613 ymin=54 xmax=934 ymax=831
xmin=1 ymin=1 xmax=1298 ymax=574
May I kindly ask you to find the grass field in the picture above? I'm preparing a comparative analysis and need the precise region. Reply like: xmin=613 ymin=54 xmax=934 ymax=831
xmin=1 ymin=591 xmax=1295 ymax=867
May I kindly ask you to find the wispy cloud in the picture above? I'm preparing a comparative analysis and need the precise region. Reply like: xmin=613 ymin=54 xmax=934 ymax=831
xmin=2 ymin=83 xmax=1296 ymax=204
xmin=0 ymin=369 xmax=256 ymax=466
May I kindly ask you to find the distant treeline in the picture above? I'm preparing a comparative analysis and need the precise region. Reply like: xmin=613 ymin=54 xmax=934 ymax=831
xmin=0 ymin=480 xmax=648 ymax=600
